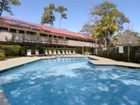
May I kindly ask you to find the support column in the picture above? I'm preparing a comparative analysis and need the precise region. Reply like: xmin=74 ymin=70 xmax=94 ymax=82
xmin=82 ymin=47 xmax=84 ymax=54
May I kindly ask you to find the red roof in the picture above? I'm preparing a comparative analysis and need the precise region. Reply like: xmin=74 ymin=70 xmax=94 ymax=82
xmin=0 ymin=16 xmax=95 ymax=42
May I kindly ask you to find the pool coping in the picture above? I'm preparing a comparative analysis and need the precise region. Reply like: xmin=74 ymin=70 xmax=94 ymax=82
xmin=0 ymin=56 xmax=57 ymax=73
xmin=88 ymin=61 xmax=140 ymax=69
xmin=0 ymin=59 xmax=42 ymax=73
xmin=0 ymin=55 xmax=140 ymax=73
xmin=0 ymin=55 xmax=86 ymax=73
xmin=88 ymin=55 xmax=140 ymax=69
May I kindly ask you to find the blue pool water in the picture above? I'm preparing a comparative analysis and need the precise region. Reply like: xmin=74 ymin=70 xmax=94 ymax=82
xmin=0 ymin=57 xmax=140 ymax=105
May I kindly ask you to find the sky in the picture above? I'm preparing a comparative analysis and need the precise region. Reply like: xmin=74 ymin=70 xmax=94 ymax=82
xmin=2 ymin=0 xmax=140 ymax=33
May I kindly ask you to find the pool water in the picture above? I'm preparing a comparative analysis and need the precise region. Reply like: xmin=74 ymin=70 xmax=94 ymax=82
xmin=0 ymin=57 xmax=140 ymax=105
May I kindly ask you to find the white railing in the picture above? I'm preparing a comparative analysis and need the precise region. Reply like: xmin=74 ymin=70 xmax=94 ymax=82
xmin=0 ymin=32 xmax=67 ymax=45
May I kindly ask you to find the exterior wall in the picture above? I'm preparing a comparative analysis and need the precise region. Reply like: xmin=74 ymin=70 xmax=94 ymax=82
xmin=0 ymin=32 xmax=13 ymax=41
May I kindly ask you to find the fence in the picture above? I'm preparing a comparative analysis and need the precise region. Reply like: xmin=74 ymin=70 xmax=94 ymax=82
xmin=96 ymin=46 xmax=140 ymax=63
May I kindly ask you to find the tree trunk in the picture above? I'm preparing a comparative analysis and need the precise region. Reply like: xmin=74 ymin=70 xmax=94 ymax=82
xmin=59 ymin=17 xmax=62 ymax=28
xmin=0 ymin=4 xmax=3 ymax=16
xmin=0 ymin=9 xmax=2 ymax=16
xmin=104 ymin=38 xmax=107 ymax=48
xmin=0 ymin=0 xmax=4 ymax=17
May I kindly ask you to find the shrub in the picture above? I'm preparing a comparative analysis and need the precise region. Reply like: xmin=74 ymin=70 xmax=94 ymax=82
xmin=0 ymin=45 xmax=21 ymax=57
xmin=0 ymin=50 xmax=5 ymax=60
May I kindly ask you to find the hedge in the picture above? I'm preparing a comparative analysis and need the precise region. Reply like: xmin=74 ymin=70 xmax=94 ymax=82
xmin=0 ymin=44 xmax=94 ymax=57
xmin=0 ymin=50 xmax=5 ymax=60
xmin=0 ymin=45 xmax=21 ymax=57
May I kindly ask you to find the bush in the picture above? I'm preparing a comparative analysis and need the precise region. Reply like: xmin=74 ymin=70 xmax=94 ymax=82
xmin=0 ymin=50 xmax=5 ymax=60
xmin=0 ymin=45 xmax=21 ymax=57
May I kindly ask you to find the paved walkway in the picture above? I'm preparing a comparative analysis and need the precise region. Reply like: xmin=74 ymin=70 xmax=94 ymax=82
xmin=0 ymin=55 xmax=140 ymax=72
xmin=0 ymin=55 xmax=83 ymax=72
xmin=0 ymin=57 xmax=42 ymax=72
xmin=89 ymin=55 xmax=140 ymax=68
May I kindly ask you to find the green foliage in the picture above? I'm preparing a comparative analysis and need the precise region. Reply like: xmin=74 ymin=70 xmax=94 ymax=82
xmin=93 ymin=15 xmax=119 ymax=40
xmin=0 ymin=50 xmax=5 ymax=60
xmin=91 ymin=1 xmax=116 ymax=16
xmin=0 ymin=0 xmax=20 ymax=16
xmin=112 ymin=30 xmax=140 ymax=46
xmin=55 ymin=5 xmax=67 ymax=28
xmin=80 ymin=1 xmax=129 ymax=42
xmin=92 ymin=1 xmax=129 ymax=40
xmin=55 ymin=5 xmax=67 ymax=27
xmin=0 ymin=45 xmax=21 ymax=56
xmin=91 ymin=1 xmax=129 ymax=26
xmin=41 ymin=3 xmax=56 ymax=26
xmin=41 ymin=4 xmax=67 ymax=28
xmin=80 ymin=23 xmax=94 ymax=36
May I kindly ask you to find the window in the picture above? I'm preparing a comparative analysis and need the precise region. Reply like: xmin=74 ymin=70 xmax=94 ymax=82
xmin=53 ymin=36 xmax=57 ymax=38
xmin=26 ymin=31 xmax=36 ymax=35
xmin=10 ymin=28 xmax=16 ymax=33
xmin=49 ymin=35 xmax=52 ymax=38
xmin=19 ymin=30 xmax=25 ymax=34
xmin=0 ymin=27 xmax=8 ymax=32
xmin=58 ymin=36 xmax=63 ymax=39
xmin=40 ymin=33 xmax=48 ymax=37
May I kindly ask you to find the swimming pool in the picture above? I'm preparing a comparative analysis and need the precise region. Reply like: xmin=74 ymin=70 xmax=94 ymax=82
xmin=0 ymin=57 xmax=140 ymax=105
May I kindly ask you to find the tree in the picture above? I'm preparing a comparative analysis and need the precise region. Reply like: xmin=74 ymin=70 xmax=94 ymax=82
xmin=41 ymin=4 xmax=56 ymax=26
xmin=93 ymin=15 xmax=119 ymax=44
xmin=55 ymin=5 xmax=67 ymax=28
xmin=0 ymin=0 xmax=20 ymax=16
xmin=91 ymin=1 xmax=129 ymax=46
xmin=112 ymin=30 xmax=140 ymax=46
xmin=79 ymin=23 xmax=94 ymax=36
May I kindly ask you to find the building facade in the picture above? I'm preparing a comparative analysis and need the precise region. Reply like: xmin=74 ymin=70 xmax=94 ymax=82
xmin=0 ymin=16 xmax=98 ymax=54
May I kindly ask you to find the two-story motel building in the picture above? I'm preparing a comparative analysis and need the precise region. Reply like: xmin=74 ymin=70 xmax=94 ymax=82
xmin=0 ymin=16 xmax=98 ymax=55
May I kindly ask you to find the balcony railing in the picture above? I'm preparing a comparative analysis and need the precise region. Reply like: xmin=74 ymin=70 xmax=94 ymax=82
xmin=67 ymin=40 xmax=98 ymax=47
xmin=0 ymin=32 xmax=68 ymax=45
xmin=0 ymin=32 xmax=96 ymax=47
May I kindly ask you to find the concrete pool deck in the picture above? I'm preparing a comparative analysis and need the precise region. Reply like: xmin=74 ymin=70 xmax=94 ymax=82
xmin=89 ymin=55 xmax=140 ymax=68
xmin=0 ymin=57 xmax=42 ymax=72
xmin=0 ymin=55 xmax=139 ymax=72
xmin=0 ymin=55 xmax=83 ymax=72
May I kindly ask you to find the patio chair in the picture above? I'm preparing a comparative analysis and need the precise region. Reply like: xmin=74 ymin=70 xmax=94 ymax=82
xmin=57 ymin=50 xmax=61 ymax=55
xmin=53 ymin=50 xmax=57 ymax=55
xmin=44 ymin=50 xmax=48 ymax=56
xmin=72 ymin=50 xmax=76 ymax=54
xmin=69 ymin=50 xmax=72 ymax=54
xmin=66 ymin=50 xmax=69 ymax=55
xmin=48 ymin=50 xmax=53 ymax=55
xmin=27 ymin=49 xmax=32 ymax=56
xmin=62 ymin=50 xmax=65 ymax=55
xmin=85 ymin=51 xmax=89 ymax=55
xmin=35 ymin=49 xmax=39 ymax=56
